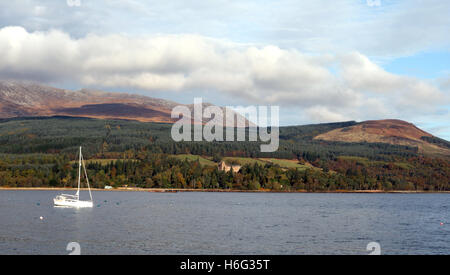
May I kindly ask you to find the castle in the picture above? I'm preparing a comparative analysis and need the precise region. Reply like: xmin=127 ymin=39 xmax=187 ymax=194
xmin=218 ymin=161 xmax=241 ymax=173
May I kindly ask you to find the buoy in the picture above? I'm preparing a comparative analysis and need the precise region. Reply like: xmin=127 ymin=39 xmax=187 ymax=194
xmin=440 ymin=222 xmax=444 ymax=226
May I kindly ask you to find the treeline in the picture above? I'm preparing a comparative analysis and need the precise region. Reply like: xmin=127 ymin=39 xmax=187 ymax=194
xmin=1 ymin=151 xmax=449 ymax=191
xmin=421 ymin=136 xmax=450 ymax=149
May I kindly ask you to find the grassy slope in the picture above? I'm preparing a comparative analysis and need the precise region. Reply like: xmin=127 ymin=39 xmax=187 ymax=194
xmin=172 ymin=154 xmax=217 ymax=166
xmin=222 ymin=157 xmax=266 ymax=166
xmin=223 ymin=156 xmax=311 ymax=170
xmin=259 ymin=158 xmax=310 ymax=170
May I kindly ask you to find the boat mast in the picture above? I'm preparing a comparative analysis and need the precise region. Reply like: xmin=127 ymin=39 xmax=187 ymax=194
xmin=76 ymin=146 xmax=81 ymax=198
xmin=80 ymin=150 xmax=93 ymax=202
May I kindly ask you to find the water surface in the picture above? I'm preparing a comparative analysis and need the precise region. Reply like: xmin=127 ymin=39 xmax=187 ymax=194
xmin=0 ymin=190 xmax=448 ymax=254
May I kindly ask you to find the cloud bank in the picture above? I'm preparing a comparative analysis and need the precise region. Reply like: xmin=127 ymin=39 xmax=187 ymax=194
xmin=2 ymin=0 xmax=450 ymax=58
xmin=0 ymin=26 xmax=448 ymax=124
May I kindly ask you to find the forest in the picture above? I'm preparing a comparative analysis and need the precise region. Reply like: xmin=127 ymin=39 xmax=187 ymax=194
xmin=0 ymin=117 xmax=448 ymax=191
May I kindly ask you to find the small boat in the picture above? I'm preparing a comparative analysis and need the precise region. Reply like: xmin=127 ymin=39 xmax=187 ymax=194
xmin=54 ymin=147 xmax=93 ymax=208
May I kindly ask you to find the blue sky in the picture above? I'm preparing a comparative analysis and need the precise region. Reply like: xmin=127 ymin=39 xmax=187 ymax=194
xmin=384 ymin=51 xmax=450 ymax=79
xmin=0 ymin=0 xmax=449 ymax=139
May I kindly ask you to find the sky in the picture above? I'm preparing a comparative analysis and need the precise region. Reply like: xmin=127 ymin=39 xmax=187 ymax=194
xmin=0 ymin=0 xmax=449 ymax=139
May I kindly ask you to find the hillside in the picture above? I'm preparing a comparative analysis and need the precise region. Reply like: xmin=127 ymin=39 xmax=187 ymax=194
xmin=0 ymin=117 xmax=448 ymax=191
xmin=314 ymin=119 xmax=450 ymax=156
xmin=0 ymin=80 xmax=247 ymax=125
xmin=1 ymin=80 xmax=448 ymax=157
xmin=0 ymin=116 xmax=424 ymax=159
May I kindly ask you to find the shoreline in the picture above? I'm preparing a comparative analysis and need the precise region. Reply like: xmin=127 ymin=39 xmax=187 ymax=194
xmin=0 ymin=187 xmax=449 ymax=194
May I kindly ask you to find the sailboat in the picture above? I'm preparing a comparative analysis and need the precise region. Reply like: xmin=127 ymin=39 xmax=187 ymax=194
xmin=54 ymin=146 xmax=93 ymax=208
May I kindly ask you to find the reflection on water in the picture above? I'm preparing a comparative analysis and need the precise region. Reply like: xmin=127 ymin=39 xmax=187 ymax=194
xmin=0 ymin=190 xmax=448 ymax=255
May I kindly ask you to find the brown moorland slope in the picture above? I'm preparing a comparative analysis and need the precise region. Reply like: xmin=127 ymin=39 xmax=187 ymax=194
xmin=0 ymin=80 xmax=247 ymax=125
xmin=314 ymin=119 xmax=450 ymax=156
xmin=0 ymin=80 xmax=178 ymax=122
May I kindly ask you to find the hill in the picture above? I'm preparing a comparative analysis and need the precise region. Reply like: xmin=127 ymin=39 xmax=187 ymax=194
xmin=0 ymin=117 xmax=448 ymax=192
xmin=314 ymin=119 xmax=450 ymax=156
xmin=0 ymin=116 xmax=425 ymax=160
xmin=0 ymin=80 xmax=247 ymax=125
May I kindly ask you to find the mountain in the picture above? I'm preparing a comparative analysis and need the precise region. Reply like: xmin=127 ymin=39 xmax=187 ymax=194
xmin=314 ymin=119 xmax=450 ymax=156
xmin=0 ymin=80 xmax=246 ymax=125
xmin=1 ymin=80 xmax=448 ymax=156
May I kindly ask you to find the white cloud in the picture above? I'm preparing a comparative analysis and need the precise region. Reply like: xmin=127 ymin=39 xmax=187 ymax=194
xmin=1 ymin=1 xmax=450 ymax=57
xmin=338 ymin=52 xmax=446 ymax=112
xmin=304 ymin=106 xmax=351 ymax=123
xmin=0 ymin=26 xmax=448 ymax=127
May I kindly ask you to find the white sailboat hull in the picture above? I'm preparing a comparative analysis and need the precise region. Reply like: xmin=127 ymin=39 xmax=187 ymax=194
xmin=54 ymin=197 xmax=93 ymax=208
xmin=53 ymin=147 xmax=94 ymax=208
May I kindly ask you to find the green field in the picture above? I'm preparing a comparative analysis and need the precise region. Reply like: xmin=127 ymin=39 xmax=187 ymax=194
xmin=222 ymin=157 xmax=267 ymax=166
xmin=172 ymin=154 xmax=216 ymax=166
xmin=222 ymin=157 xmax=311 ymax=170
xmin=259 ymin=158 xmax=310 ymax=169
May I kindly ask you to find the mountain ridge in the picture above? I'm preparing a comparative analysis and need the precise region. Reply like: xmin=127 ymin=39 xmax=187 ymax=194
xmin=1 ymin=80 xmax=448 ymax=156
xmin=314 ymin=119 xmax=449 ymax=156
xmin=0 ymin=80 xmax=248 ymax=125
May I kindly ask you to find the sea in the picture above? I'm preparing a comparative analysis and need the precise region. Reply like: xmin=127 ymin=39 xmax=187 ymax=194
xmin=0 ymin=190 xmax=448 ymax=255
